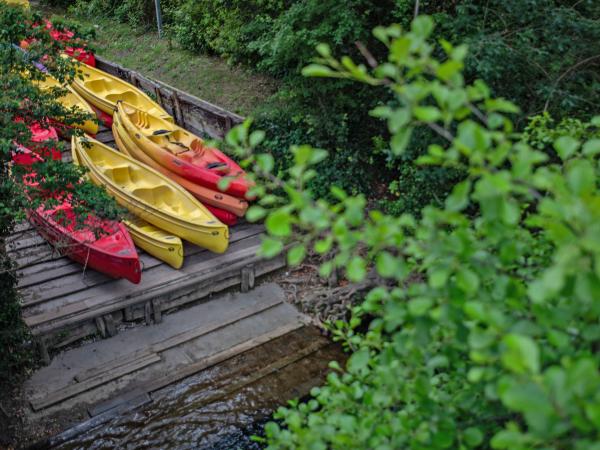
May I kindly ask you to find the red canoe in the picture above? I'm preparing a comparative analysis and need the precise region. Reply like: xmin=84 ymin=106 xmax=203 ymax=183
xmin=17 ymin=148 xmax=142 ymax=284
xmin=28 ymin=201 xmax=141 ymax=283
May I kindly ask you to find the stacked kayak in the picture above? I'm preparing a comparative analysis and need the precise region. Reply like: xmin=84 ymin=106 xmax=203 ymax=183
xmin=70 ymin=61 xmax=171 ymax=125
xmin=126 ymin=217 xmax=184 ymax=270
xmin=112 ymin=111 xmax=246 ymax=222
xmin=4 ymin=0 xmax=29 ymax=8
xmin=72 ymin=135 xmax=229 ymax=254
xmin=12 ymin=121 xmax=61 ymax=164
xmin=34 ymin=73 xmax=99 ymax=135
xmin=15 ymin=145 xmax=142 ymax=284
xmin=20 ymin=20 xmax=96 ymax=66
xmin=114 ymin=102 xmax=252 ymax=199
xmin=71 ymin=139 xmax=185 ymax=269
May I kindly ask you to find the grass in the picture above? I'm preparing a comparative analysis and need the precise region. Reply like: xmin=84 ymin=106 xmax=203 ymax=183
xmin=37 ymin=6 xmax=277 ymax=116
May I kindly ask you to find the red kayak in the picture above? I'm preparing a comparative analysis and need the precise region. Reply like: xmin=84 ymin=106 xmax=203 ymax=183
xmin=28 ymin=201 xmax=141 ymax=283
xmin=20 ymin=20 xmax=96 ymax=67
xmin=12 ymin=122 xmax=61 ymax=165
xmin=16 ymin=148 xmax=142 ymax=284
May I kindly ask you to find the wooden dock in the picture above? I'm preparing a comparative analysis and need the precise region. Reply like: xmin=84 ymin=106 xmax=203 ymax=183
xmin=9 ymin=62 xmax=286 ymax=362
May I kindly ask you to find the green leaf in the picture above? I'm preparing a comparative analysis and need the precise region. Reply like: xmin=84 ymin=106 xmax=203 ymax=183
xmin=412 ymin=15 xmax=434 ymax=38
xmin=553 ymin=136 xmax=580 ymax=160
xmin=388 ymin=108 xmax=410 ymax=133
xmin=314 ymin=236 xmax=333 ymax=254
xmin=245 ymin=205 xmax=267 ymax=222
xmin=287 ymin=245 xmax=306 ymax=266
xmin=456 ymin=268 xmax=480 ymax=295
xmin=347 ymin=348 xmax=370 ymax=373
xmin=464 ymin=427 xmax=484 ymax=447
xmin=408 ymin=297 xmax=433 ymax=316
xmin=501 ymin=334 xmax=540 ymax=374
xmin=437 ymin=60 xmax=463 ymax=81
xmin=566 ymin=159 xmax=595 ymax=195
xmin=582 ymin=138 xmax=600 ymax=156
xmin=301 ymin=64 xmax=337 ymax=78
xmin=347 ymin=256 xmax=366 ymax=282
xmin=445 ymin=179 xmax=471 ymax=212
xmin=414 ymin=106 xmax=441 ymax=122
xmin=375 ymin=251 xmax=402 ymax=278
xmin=315 ymin=43 xmax=331 ymax=58
xmin=265 ymin=209 xmax=292 ymax=237
xmin=390 ymin=126 xmax=413 ymax=156
xmin=255 ymin=153 xmax=274 ymax=173
xmin=249 ymin=130 xmax=266 ymax=148
xmin=260 ymin=237 xmax=284 ymax=258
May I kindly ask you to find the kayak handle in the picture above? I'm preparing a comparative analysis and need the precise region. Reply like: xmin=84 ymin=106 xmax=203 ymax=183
xmin=206 ymin=162 xmax=228 ymax=169
xmin=152 ymin=129 xmax=171 ymax=135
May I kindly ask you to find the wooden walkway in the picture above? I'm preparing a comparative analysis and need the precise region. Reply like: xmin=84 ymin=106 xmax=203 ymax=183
xmin=23 ymin=285 xmax=331 ymax=445
xmin=9 ymin=128 xmax=285 ymax=361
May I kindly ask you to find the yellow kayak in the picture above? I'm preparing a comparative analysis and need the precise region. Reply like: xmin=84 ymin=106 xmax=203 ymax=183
xmin=126 ymin=217 xmax=184 ymax=269
xmin=72 ymin=135 xmax=228 ymax=253
xmin=71 ymin=139 xmax=185 ymax=268
xmin=70 ymin=61 xmax=172 ymax=122
xmin=35 ymin=74 xmax=99 ymax=135
xmin=4 ymin=0 xmax=29 ymax=8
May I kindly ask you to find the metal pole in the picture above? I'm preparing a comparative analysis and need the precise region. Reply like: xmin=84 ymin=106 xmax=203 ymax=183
xmin=154 ymin=0 xmax=163 ymax=39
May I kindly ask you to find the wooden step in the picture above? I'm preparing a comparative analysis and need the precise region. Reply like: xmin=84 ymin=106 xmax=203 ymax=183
xmin=30 ymin=352 xmax=161 ymax=411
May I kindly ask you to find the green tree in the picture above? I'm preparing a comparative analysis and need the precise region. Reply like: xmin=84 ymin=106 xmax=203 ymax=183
xmin=0 ymin=3 xmax=119 ymax=384
xmin=223 ymin=16 xmax=600 ymax=449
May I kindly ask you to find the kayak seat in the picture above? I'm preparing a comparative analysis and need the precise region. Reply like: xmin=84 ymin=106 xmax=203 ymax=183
xmin=85 ymin=78 xmax=112 ymax=95
xmin=106 ymin=90 xmax=140 ymax=106
xmin=102 ymin=165 xmax=133 ymax=185
xmin=131 ymin=185 xmax=174 ymax=206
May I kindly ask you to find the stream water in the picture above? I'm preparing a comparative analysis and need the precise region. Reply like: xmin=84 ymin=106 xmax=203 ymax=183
xmin=52 ymin=327 xmax=344 ymax=450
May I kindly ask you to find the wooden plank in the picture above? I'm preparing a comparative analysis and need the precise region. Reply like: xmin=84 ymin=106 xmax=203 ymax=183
xmin=21 ymin=224 xmax=261 ymax=305
xmin=183 ymin=339 xmax=328 ymax=409
xmin=95 ymin=56 xmax=243 ymax=139
xmin=141 ymin=322 xmax=305 ymax=394
xmin=75 ymin=352 xmax=158 ymax=383
xmin=25 ymin=236 xmax=266 ymax=332
xmin=42 ymin=392 xmax=152 ymax=448
xmin=30 ymin=353 xmax=161 ymax=411
xmin=152 ymin=295 xmax=283 ymax=353
xmin=87 ymin=388 xmax=148 ymax=417
xmin=74 ymin=294 xmax=283 ymax=385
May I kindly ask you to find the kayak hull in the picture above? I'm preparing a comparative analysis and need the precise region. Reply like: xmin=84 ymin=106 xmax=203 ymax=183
xmin=28 ymin=203 xmax=141 ymax=284
xmin=126 ymin=217 xmax=184 ymax=270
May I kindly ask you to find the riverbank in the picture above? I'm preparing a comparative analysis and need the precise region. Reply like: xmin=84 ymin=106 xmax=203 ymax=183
xmin=35 ymin=4 xmax=277 ymax=116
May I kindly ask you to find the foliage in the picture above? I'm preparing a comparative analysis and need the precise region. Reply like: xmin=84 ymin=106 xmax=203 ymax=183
xmin=65 ymin=0 xmax=600 ymax=213
xmin=0 ymin=3 xmax=120 ymax=383
xmin=223 ymin=16 xmax=600 ymax=449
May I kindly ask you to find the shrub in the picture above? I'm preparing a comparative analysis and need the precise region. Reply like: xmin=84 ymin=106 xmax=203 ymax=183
xmin=224 ymin=15 xmax=600 ymax=449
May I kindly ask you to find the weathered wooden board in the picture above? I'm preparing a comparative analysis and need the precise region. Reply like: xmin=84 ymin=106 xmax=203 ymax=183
xmin=95 ymin=56 xmax=243 ymax=140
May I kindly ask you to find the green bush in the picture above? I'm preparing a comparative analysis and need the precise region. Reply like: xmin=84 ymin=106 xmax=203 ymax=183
xmin=224 ymin=15 xmax=600 ymax=449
